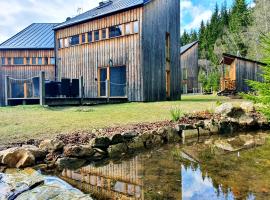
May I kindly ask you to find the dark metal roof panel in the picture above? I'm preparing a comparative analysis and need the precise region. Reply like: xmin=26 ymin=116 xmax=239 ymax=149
xmin=180 ymin=41 xmax=198 ymax=55
xmin=54 ymin=0 xmax=146 ymax=30
xmin=222 ymin=53 xmax=266 ymax=66
xmin=0 ymin=23 xmax=58 ymax=50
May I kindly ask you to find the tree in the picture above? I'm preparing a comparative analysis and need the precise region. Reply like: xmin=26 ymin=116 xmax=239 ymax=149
xmin=181 ymin=30 xmax=190 ymax=46
xmin=243 ymin=34 xmax=270 ymax=119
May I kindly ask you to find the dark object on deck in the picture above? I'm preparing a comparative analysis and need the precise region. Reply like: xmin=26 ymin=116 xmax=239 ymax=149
xmin=61 ymin=79 xmax=71 ymax=97
xmin=45 ymin=81 xmax=61 ymax=97
xmin=71 ymin=79 xmax=79 ymax=97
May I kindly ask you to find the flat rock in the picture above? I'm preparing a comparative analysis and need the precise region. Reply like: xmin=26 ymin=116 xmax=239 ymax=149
xmin=215 ymin=103 xmax=234 ymax=116
xmin=39 ymin=139 xmax=64 ymax=152
xmin=64 ymin=145 xmax=94 ymax=158
xmin=56 ymin=157 xmax=86 ymax=170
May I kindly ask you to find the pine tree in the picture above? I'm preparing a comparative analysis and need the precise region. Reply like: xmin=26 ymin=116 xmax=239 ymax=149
xmin=181 ymin=30 xmax=191 ymax=46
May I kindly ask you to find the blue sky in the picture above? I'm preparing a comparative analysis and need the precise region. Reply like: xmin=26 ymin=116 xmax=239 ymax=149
xmin=0 ymin=0 xmax=255 ymax=43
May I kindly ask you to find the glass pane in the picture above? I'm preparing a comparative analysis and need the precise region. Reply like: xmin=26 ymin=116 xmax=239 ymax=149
xmin=1 ymin=57 xmax=5 ymax=65
xmin=70 ymin=35 xmax=80 ymax=46
xmin=109 ymin=25 xmax=123 ymax=38
xmin=88 ymin=32 xmax=92 ymax=42
xmin=59 ymin=39 xmax=63 ymax=48
xmin=82 ymin=34 xmax=86 ymax=43
xmin=44 ymin=57 xmax=48 ymax=65
xmin=102 ymin=29 xmax=106 ymax=39
xmin=50 ymin=57 xmax=55 ymax=65
xmin=125 ymin=23 xmax=131 ymax=34
xmin=14 ymin=57 xmax=24 ymax=65
xmin=99 ymin=68 xmax=107 ymax=96
xmin=94 ymin=30 xmax=99 ymax=41
xmin=8 ymin=58 xmax=12 ymax=65
xmin=26 ymin=57 xmax=30 ymax=65
xmin=110 ymin=66 xmax=126 ymax=97
xmin=134 ymin=21 xmax=139 ymax=33
xmin=38 ymin=57 xmax=42 ymax=65
xmin=64 ymin=38 xmax=69 ymax=47
xmin=32 ymin=57 xmax=36 ymax=65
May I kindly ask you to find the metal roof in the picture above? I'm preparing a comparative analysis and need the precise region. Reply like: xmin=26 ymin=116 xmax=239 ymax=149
xmin=221 ymin=53 xmax=266 ymax=66
xmin=0 ymin=23 xmax=58 ymax=50
xmin=54 ymin=0 xmax=148 ymax=30
xmin=180 ymin=41 xmax=198 ymax=55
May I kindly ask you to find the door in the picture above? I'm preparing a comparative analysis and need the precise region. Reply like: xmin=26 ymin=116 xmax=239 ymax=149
xmin=110 ymin=66 xmax=126 ymax=97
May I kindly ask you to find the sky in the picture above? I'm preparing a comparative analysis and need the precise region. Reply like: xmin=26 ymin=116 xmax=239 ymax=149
xmin=0 ymin=0 xmax=255 ymax=43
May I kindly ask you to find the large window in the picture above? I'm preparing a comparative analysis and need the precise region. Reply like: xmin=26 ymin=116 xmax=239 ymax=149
xmin=14 ymin=57 xmax=24 ymax=65
xmin=50 ymin=57 xmax=55 ymax=65
xmin=32 ymin=57 xmax=36 ymax=65
xmin=38 ymin=57 xmax=43 ymax=65
xmin=59 ymin=39 xmax=63 ymax=48
xmin=88 ymin=32 xmax=93 ymax=42
xmin=70 ymin=35 xmax=80 ymax=46
xmin=134 ymin=21 xmax=139 ymax=33
xmin=1 ymin=57 xmax=5 ymax=65
xmin=26 ymin=57 xmax=31 ymax=65
xmin=94 ymin=30 xmax=100 ymax=41
xmin=109 ymin=25 xmax=123 ymax=38
xmin=102 ymin=29 xmax=107 ymax=39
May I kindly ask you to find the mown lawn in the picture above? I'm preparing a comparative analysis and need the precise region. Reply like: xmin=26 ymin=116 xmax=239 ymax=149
xmin=0 ymin=95 xmax=245 ymax=144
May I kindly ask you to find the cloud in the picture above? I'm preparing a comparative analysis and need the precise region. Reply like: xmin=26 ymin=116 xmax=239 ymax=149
xmin=0 ymin=0 xmax=100 ymax=43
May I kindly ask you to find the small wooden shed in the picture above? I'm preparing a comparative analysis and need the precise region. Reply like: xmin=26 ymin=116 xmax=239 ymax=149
xmin=180 ymin=41 xmax=199 ymax=94
xmin=220 ymin=53 xmax=265 ymax=93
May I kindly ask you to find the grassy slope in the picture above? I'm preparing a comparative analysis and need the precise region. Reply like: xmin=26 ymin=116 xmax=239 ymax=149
xmin=0 ymin=95 xmax=244 ymax=144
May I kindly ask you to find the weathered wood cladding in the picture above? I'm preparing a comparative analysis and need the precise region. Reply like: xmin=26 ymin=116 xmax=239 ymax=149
xmin=142 ymin=0 xmax=181 ymax=101
xmin=55 ymin=7 xmax=143 ymax=101
xmin=181 ymin=43 xmax=199 ymax=93
xmin=0 ymin=50 xmax=55 ymax=106
xmin=235 ymin=59 xmax=263 ymax=92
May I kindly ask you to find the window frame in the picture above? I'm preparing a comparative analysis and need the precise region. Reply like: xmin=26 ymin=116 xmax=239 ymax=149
xmin=50 ymin=57 xmax=55 ymax=65
xmin=94 ymin=30 xmax=100 ymax=41
xmin=38 ymin=57 xmax=43 ymax=65
xmin=44 ymin=57 xmax=48 ymax=65
xmin=125 ymin=23 xmax=131 ymax=35
xmin=7 ymin=58 xmax=12 ymax=65
xmin=69 ymin=35 xmax=80 ymax=46
xmin=133 ymin=21 xmax=139 ymax=34
xmin=102 ymin=29 xmax=107 ymax=39
xmin=82 ymin=33 xmax=86 ymax=43
xmin=88 ymin=31 xmax=93 ymax=43
xmin=1 ymin=57 xmax=5 ymax=66
xmin=32 ymin=57 xmax=37 ymax=65
xmin=26 ymin=57 xmax=31 ymax=65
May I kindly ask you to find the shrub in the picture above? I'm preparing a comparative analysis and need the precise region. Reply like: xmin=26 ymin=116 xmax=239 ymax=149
xmin=170 ymin=107 xmax=184 ymax=122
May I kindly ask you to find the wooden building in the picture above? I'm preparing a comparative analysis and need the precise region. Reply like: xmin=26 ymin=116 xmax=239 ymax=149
xmin=54 ymin=0 xmax=181 ymax=102
xmin=220 ymin=53 xmax=265 ymax=93
xmin=180 ymin=41 xmax=199 ymax=94
xmin=0 ymin=23 xmax=57 ymax=106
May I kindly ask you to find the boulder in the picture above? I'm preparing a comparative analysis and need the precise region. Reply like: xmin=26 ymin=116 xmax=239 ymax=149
xmin=64 ymin=145 xmax=94 ymax=158
xmin=90 ymin=137 xmax=111 ymax=150
xmin=214 ymin=140 xmax=235 ymax=152
xmin=122 ymin=131 xmax=138 ymax=141
xmin=239 ymin=115 xmax=257 ymax=127
xmin=215 ymin=103 xmax=233 ymax=116
xmin=110 ymin=134 xmax=124 ymax=145
xmin=108 ymin=143 xmax=129 ymax=158
xmin=91 ymin=148 xmax=108 ymax=161
xmin=56 ymin=157 xmax=86 ymax=170
xmin=39 ymin=139 xmax=64 ymax=152
xmin=219 ymin=120 xmax=234 ymax=134
xmin=21 ymin=145 xmax=46 ymax=160
xmin=167 ymin=127 xmax=181 ymax=142
xmin=240 ymin=102 xmax=255 ymax=113
xmin=1 ymin=147 xmax=35 ymax=168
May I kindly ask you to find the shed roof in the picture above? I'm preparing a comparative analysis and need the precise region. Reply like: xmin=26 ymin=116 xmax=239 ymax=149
xmin=54 ymin=0 xmax=149 ymax=30
xmin=180 ymin=41 xmax=198 ymax=55
xmin=0 ymin=23 xmax=58 ymax=50
xmin=221 ymin=53 xmax=266 ymax=66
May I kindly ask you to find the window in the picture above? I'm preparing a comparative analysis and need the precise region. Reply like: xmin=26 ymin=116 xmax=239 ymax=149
xmin=8 ymin=58 xmax=12 ymax=65
xmin=44 ymin=57 xmax=48 ymax=65
xmin=59 ymin=39 xmax=63 ymax=48
xmin=70 ymin=35 xmax=80 ymax=46
xmin=38 ymin=57 xmax=43 ymax=65
xmin=182 ymin=68 xmax=188 ymax=80
xmin=82 ymin=33 xmax=86 ymax=43
xmin=102 ymin=29 xmax=107 ymax=39
xmin=32 ymin=57 xmax=36 ymax=65
xmin=125 ymin=23 xmax=131 ymax=35
xmin=50 ymin=57 xmax=55 ymax=65
xmin=64 ymin=38 xmax=69 ymax=48
xmin=1 ymin=57 xmax=5 ymax=65
xmin=14 ymin=57 xmax=24 ymax=65
xmin=94 ymin=30 xmax=100 ymax=41
xmin=109 ymin=25 xmax=123 ymax=38
xmin=26 ymin=57 xmax=31 ymax=65
xmin=88 ymin=32 xmax=93 ymax=42
xmin=134 ymin=21 xmax=139 ymax=33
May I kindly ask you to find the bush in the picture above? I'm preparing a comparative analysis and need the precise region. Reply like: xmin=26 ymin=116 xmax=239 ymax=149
xmin=170 ymin=107 xmax=184 ymax=122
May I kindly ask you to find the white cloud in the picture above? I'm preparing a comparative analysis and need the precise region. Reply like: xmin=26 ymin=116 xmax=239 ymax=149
xmin=0 ymin=0 xmax=100 ymax=43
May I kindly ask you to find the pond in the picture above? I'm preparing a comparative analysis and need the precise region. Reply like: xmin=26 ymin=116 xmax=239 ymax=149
xmin=51 ymin=132 xmax=270 ymax=200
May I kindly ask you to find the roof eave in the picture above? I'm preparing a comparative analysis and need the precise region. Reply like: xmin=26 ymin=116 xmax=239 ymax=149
xmin=180 ymin=41 xmax=198 ymax=55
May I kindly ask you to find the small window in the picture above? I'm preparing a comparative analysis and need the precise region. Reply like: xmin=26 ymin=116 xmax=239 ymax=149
xmin=82 ymin=33 xmax=86 ymax=43
xmin=64 ymin=38 xmax=69 ymax=48
xmin=44 ymin=57 xmax=48 ymax=65
xmin=70 ymin=35 xmax=80 ymax=46
xmin=109 ymin=25 xmax=123 ymax=38
xmin=102 ymin=29 xmax=107 ymax=39
xmin=1 ymin=57 xmax=5 ymax=65
xmin=94 ymin=30 xmax=100 ymax=41
xmin=32 ymin=57 xmax=36 ymax=65
xmin=26 ymin=57 xmax=31 ymax=65
xmin=134 ymin=21 xmax=139 ymax=33
xmin=14 ymin=57 xmax=24 ymax=65
xmin=88 ymin=32 xmax=93 ymax=42
xmin=59 ymin=39 xmax=63 ymax=48
xmin=38 ymin=57 xmax=43 ymax=65
xmin=8 ymin=58 xmax=12 ymax=65
xmin=50 ymin=57 xmax=55 ymax=65
xmin=125 ymin=23 xmax=131 ymax=35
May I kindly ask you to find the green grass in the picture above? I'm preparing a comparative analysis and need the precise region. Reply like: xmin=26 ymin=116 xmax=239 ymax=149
xmin=0 ymin=95 xmax=245 ymax=145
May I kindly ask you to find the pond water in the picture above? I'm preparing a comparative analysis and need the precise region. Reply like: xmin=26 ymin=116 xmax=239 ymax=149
xmin=53 ymin=133 xmax=270 ymax=200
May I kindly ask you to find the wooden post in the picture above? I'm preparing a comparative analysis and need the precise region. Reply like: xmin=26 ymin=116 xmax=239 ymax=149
xmin=106 ymin=79 xmax=109 ymax=103
xmin=79 ymin=76 xmax=84 ymax=104
xmin=4 ymin=75 xmax=9 ymax=106
xmin=39 ymin=71 xmax=45 ymax=106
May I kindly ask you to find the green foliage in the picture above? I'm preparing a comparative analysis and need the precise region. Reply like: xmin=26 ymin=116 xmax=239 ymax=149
xmin=243 ymin=34 xmax=270 ymax=119
xmin=198 ymin=68 xmax=220 ymax=92
xmin=170 ymin=107 xmax=184 ymax=122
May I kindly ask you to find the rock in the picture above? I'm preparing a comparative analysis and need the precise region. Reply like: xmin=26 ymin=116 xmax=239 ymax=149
xmin=92 ymin=148 xmax=107 ymax=161
xmin=182 ymin=129 xmax=199 ymax=139
xmin=240 ymin=102 xmax=255 ymax=113
xmin=195 ymin=121 xmax=205 ymax=129
xmin=110 ymin=134 xmax=124 ymax=145
xmin=122 ymin=131 xmax=138 ymax=141
xmin=1 ymin=147 xmax=35 ymax=168
xmin=204 ymin=120 xmax=219 ymax=133
xmin=128 ymin=136 xmax=145 ymax=150
xmin=39 ymin=139 xmax=64 ymax=152
xmin=56 ymin=157 xmax=86 ymax=170
xmin=21 ymin=145 xmax=46 ymax=160
xmin=214 ymin=140 xmax=235 ymax=152
xmin=167 ymin=127 xmax=181 ymax=142
xmin=64 ymin=145 xmax=94 ymax=158
xmin=219 ymin=120 xmax=234 ymax=134
xmin=215 ymin=103 xmax=234 ymax=116
xmin=91 ymin=137 xmax=111 ymax=150
xmin=239 ymin=115 xmax=257 ymax=127
xmin=108 ymin=143 xmax=128 ymax=158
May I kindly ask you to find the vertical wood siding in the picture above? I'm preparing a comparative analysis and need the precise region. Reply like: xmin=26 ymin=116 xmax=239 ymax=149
xmin=0 ymin=50 xmax=55 ymax=106
xmin=55 ymin=8 xmax=143 ymax=101
xmin=142 ymin=0 xmax=181 ymax=101
xmin=181 ymin=43 xmax=199 ymax=93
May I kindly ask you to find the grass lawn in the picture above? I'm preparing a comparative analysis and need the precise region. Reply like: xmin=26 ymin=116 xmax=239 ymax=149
xmin=0 ymin=95 xmax=245 ymax=145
